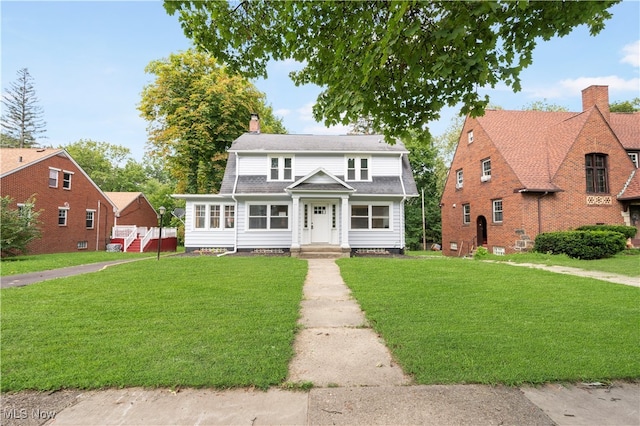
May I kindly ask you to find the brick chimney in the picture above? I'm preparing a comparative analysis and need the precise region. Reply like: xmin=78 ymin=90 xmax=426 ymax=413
xmin=582 ymin=85 xmax=610 ymax=123
xmin=249 ymin=113 xmax=260 ymax=133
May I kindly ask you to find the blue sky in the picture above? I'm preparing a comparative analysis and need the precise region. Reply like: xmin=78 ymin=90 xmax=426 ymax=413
xmin=2 ymin=1 xmax=639 ymax=161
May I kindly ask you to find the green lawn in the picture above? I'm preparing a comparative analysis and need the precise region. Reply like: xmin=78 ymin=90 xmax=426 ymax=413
xmin=337 ymin=257 xmax=640 ymax=386
xmin=1 ymin=256 xmax=307 ymax=392
xmin=0 ymin=251 xmax=160 ymax=276
xmin=480 ymin=249 xmax=640 ymax=277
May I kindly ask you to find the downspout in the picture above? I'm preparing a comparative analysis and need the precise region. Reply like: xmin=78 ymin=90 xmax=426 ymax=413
xmin=96 ymin=200 xmax=101 ymax=251
xmin=218 ymin=152 xmax=240 ymax=257
xmin=399 ymin=153 xmax=408 ymax=250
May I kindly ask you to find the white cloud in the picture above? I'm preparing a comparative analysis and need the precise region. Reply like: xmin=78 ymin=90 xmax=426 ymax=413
xmin=274 ymin=108 xmax=291 ymax=118
xmin=524 ymin=76 xmax=640 ymax=99
xmin=621 ymin=40 xmax=640 ymax=67
xmin=296 ymin=102 xmax=316 ymax=122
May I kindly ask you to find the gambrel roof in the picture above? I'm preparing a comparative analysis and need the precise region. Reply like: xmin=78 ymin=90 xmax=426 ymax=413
xmin=220 ymin=134 xmax=418 ymax=197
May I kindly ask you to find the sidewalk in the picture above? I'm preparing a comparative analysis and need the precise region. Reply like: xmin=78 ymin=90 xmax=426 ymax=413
xmin=1 ymin=258 xmax=638 ymax=425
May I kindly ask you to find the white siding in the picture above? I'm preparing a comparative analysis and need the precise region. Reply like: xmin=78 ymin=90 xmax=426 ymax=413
xmin=371 ymin=155 xmax=401 ymax=176
xmin=238 ymin=154 xmax=266 ymax=175
xmin=295 ymin=154 xmax=344 ymax=176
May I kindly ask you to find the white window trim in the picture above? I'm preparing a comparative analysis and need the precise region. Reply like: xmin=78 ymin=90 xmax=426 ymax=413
xmin=267 ymin=155 xmax=294 ymax=181
xmin=628 ymin=152 xmax=639 ymax=168
xmin=85 ymin=209 xmax=96 ymax=229
xmin=49 ymin=167 xmax=60 ymax=188
xmin=62 ymin=170 xmax=74 ymax=190
xmin=246 ymin=203 xmax=291 ymax=231
xmin=481 ymin=158 xmax=491 ymax=181
xmin=462 ymin=204 xmax=471 ymax=224
xmin=456 ymin=169 xmax=464 ymax=189
xmin=193 ymin=203 xmax=235 ymax=231
xmin=345 ymin=156 xmax=372 ymax=182
xmin=58 ymin=207 xmax=69 ymax=226
xmin=492 ymin=199 xmax=503 ymax=223
xmin=467 ymin=130 xmax=474 ymax=144
xmin=349 ymin=203 xmax=393 ymax=231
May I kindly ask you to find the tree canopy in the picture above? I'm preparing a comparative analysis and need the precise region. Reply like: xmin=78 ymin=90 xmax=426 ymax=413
xmin=164 ymin=0 xmax=618 ymax=142
xmin=1 ymin=68 xmax=47 ymax=148
xmin=139 ymin=49 xmax=286 ymax=194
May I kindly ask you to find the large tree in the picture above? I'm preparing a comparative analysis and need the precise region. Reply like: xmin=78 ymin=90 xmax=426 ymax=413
xmin=1 ymin=68 xmax=47 ymax=148
xmin=139 ymin=49 xmax=286 ymax=194
xmin=164 ymin=1 xmax=618 ymax=142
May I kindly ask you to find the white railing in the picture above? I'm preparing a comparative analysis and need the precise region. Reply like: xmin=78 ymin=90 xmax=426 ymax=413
xmin=112 ymin=226 xmax=136 ymax=239
xmin=139 ymin=227 xmax=177 ymax=252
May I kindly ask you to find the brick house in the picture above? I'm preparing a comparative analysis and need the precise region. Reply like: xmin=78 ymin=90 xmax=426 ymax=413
xmin=105 ymin=192 xmax=158 ymax=228
xmin=1 ymin=148 xmax=116 ymax=255
xmin=441 ymin=85 xmax=640 ymax=256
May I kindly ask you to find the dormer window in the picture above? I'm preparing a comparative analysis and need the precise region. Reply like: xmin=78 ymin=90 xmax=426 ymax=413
xmin=269 ymin=156 xmax=293 ymax=181
xmin=629 ymin=152 xmax=639 ymax=168
xmin=347 ymin=157 xmax=369 ymax=181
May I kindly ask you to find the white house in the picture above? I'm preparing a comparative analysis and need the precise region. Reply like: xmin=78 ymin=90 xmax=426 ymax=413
xmin=174 ymin=117 xmax=418 ymax=256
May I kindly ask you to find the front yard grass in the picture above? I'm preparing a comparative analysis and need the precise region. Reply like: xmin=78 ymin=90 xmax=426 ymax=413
xmin=1 ymin=256 xmax=307 ymax=392
xmin=481 ymin=249 xmax=640 ymax=277
xmin=0 ymin=251 xmax=162 ymax=276
xmin=337 ymin=257 xmax=640 ymax=386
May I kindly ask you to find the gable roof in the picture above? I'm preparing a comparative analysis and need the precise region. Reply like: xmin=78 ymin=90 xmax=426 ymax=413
xmin=0 ymin=147 xmax=117 ymax=209
xmin=104 ymin=192 xmax=154 ymax=214
xmin=1 ymin=147 xmax=66 ymax=177
xmin=287 ymin=168 xmax=355 ymax=193
xmin=610 ymin=112 xmax=640 ymax=150
xmin=475 ymin=108 xmax=636 ymax=192
xmin=618 ymin=170 xmax=640 ymax=200
xmin=229 ymin=133 xmax=408 ymax=153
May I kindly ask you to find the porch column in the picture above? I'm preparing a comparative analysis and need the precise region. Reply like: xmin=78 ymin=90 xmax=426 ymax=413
xmin=341 ymin=195 xmax=350 ymax=250
xmin=291 ymin=195 xmax=301 ymax=251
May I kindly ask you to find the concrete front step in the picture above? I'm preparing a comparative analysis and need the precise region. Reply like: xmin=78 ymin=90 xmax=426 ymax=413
xmin=294 ymin=245 xmax=350 ymax=259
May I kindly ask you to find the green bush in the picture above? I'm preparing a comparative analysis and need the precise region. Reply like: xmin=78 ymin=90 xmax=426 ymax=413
xmin=534 ymin=230 xmax=626 ymax=260
xmin=575 ymin=225 xmax=637 ymax=239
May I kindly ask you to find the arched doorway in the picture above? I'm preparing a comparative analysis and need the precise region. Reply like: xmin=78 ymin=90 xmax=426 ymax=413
xmin=476 ymin=216 xmax=487 ymax=247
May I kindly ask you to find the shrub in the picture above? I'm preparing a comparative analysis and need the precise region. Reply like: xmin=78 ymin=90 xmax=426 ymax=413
xmin=533 ymin=230 xmax=626 ymax=260
xmin=575 ymin=225 xmax=637 ymax=239
xmin=474 ymin=246 xmax=489 ymax=259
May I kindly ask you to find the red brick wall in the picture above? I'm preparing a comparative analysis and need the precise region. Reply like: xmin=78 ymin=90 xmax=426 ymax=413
xmin=1 ymin=154 xmax=115 ymax=254
xmin=114 ymin=195 xmax=158 ymax=228
xmin=441 ymin=109 xmax=635 ymax=256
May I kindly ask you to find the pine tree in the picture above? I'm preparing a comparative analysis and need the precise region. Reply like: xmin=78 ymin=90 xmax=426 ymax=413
xmin=1 ymin=68 xmax=46 ymax=148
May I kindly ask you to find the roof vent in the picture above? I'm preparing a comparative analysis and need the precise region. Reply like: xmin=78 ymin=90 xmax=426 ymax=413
xmin=18 ymin=156 xmax=23 ymax=162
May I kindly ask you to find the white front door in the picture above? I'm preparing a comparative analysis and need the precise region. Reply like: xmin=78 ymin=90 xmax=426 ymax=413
xmin=311 ymin=204 xmax=331 ymax=243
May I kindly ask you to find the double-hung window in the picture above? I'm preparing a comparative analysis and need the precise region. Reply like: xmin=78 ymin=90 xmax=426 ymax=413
xmin=194 ymin=205 xmax=206 ymax=229
xmin=209 ymin=205 xmax=220 ymax=229
xmin=350 ymin=204 xmax=390 ymax=229
xmin=481 ymin=158 xmax=491 ymax=181
xmin=346 ymin=157 xmax=369 ymax=181
xmin=86 ymin=210 xmax=95 ymax=229
xmin=224 ymin=205 xmax=235 ymax=229
xmin=269 ymin=156 xmax=293 ymax=181
xmin=58 ymin=208 xmax=68 ymax=226
xmin=585 ymin=153 xmax=609 ymax=193
xmin=463 ymin=204 xmax=471 ymax=224
xmin=49 ymin=168 xmax=59 ymax=187
xmin=492 ymin=199 xmax=503 ymax=223
xmin=62 ymin=171 xmax=73 ymax=189
xmin=456 ymin=169 xmax=464 ymax=189
xmin=248 ymin=204 xmax=289 ymax=230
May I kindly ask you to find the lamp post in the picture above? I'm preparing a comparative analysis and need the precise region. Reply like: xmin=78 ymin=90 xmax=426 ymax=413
xmin=157 ymin=206 xmax=166 ymax=260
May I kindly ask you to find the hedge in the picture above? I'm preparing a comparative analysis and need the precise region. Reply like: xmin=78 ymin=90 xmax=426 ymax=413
xmin=533 ymin=230 xmax=627 ymax=260
xmin=575 ymin=225 xmax=637 ymax=239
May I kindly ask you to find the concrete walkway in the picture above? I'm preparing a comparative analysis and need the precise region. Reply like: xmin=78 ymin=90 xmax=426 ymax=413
xmin=1 ymin=258 xmax=638 ymax=425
